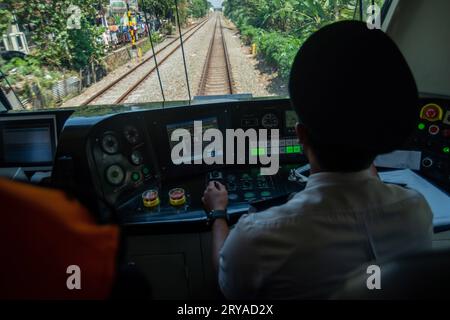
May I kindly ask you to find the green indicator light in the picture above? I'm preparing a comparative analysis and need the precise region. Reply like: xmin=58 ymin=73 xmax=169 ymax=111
xmin=244 ymin=192 xmax=255 ymax=198
xmin=286 ymin=146 xmax=294 ymax=154
xmin=131 ymin=172 xmax=140 ymax=181
xmin=142 ymin=167 xmax=150 ymax=175
xmin=251 ymin=148 xmax=266 ymax=156
xmin=418 ymin=123 xmax=426 ymax=130
xmin=444 ymin=147 xmax=450 ymax=154
xmin=293 ymin=145 xmax=301 ymax=153
xmin=261 ymin=191 xmax=271 ymax=197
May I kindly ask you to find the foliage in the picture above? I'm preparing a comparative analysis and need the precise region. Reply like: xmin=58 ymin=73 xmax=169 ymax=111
xmin=1 ymin=56 xmax=75 ymax=107
xmin=162 ymin=22 xmax=175 ymax=35
xmin=0 ymin=9 xmax=13 ymax=35
xmin=2 ymin=0 xmax=108 ymax=69
xmin=140 ymin=31 xmax=163 ymax=53
xmin=223 ymin=0 xmax=386 ymax=79
xmin=188 ymin=0 xmax=211 ymax=18
xmin=139 ymin=0 xmax=192 ymax=26
xmin=140 ymin=0 xmax=211 ymax=24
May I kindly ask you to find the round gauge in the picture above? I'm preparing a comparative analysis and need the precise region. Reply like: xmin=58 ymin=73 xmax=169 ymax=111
xmin=130 ymin=150 xmax=144 ymax=166
xmin=261 ymin=113 xmax=279 ymax=128
xmin=105 ymin=164 xmax=125 ymax=186
xmin=124 ymin=126 xmax=140 ymax=145
xmin=101 ymin=133 xmax=119 ymax=155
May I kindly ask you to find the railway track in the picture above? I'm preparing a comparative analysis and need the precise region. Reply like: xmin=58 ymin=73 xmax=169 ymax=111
xmin=197 ymin=15 xmax=234 ymax=96
xmin=81 ymin=18 xmax=210 ymax=105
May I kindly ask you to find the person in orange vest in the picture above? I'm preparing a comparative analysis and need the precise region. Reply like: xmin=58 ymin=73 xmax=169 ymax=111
xmin=0 ymin=179 xmax=151 ymax=299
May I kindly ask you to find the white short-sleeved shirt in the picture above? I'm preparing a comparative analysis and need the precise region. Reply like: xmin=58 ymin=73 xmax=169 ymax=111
xmin=219 ymin=170 xmax=433 ymax=299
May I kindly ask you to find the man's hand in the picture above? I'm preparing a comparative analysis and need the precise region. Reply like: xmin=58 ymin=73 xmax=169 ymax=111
xmin=202 ymin=181 xmax=228 ymax=212
xmin=370 ymin=164 xmax=380 ymax=179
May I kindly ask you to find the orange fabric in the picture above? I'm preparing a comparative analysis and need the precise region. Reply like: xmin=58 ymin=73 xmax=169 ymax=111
xmin=0 ymin=179 xmax=119 ymax=299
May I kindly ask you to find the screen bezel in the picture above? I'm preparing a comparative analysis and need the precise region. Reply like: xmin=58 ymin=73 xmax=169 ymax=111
xmin=148 ymin=104 xmax=229 ymax=179
xmin=0 ymin=115 xmax=58 ymax=168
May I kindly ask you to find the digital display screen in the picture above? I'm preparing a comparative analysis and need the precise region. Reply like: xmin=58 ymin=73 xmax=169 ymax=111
xmin=166 ymin=117 xmax=222 ymax=163
xmin=0 ymin=116 xmax=57 ymax=166
xmin=3 ymin=126 xmax=53 ymax=164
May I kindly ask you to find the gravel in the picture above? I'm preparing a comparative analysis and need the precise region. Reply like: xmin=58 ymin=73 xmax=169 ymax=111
xmin=62 ymin=22 xmax=202 ymax=107
xmin=63 ymin=14 xmax=287 ymax=107
xmin=124 ymin=16 xmax=216 ymax=103
xmin=221 ymin=17 xmax=288 ymax=97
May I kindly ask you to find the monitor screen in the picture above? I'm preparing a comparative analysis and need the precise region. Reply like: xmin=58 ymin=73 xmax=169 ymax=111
xmin=166 ymin=117 xmax=221 ymax=163
xmin=3 ymin=127 xmax=53 ymax=163
xmin=0 ymin=116 xmax=57 ymax=167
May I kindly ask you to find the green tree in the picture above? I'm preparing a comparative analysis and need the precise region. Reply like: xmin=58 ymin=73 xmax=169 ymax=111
xmin=3 ymin=0 xmax=108 ymax=69
xmin=222 ymin=0 xmax=386 ymax=79
xmin=139 ymin=0 xmax=190 ymax=26
xmin=0 ymin=9 xmax=13 ymax=35
xmin=189 ymin=0 xmax=211 ymax=18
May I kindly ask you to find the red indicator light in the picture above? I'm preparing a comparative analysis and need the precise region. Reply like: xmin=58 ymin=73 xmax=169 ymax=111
xmin=429 ymin=125 xmax=440 ymax=135
xmin=425 ymin=108 xmax=438 ymax=119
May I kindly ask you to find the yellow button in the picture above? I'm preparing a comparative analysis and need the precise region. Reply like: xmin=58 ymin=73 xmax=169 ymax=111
xmin=169 ymin=188 xmax=186 ymax=206
xmin=142 ymin=190 xmax=160 ymax=208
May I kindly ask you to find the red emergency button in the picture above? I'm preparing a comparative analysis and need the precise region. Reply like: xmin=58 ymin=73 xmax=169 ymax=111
xmin=429 ymin=125 xmax=440 ymax=135
xmin=420 ymin=104 xmax=443 ymax=122
xmin=425 ymin=108 xmax=438 ymax=119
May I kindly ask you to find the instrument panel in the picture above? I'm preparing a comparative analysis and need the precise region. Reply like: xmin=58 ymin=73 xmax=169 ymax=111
xmin=90 ymin=114 xmax=160 ymax=206
xmin=81 ymin=99 xmax=306 ymax=225
xmin=51 ymin=96 xmax=450 ymax=227
xmin=410 ymin=97 xmax=450 ymax=191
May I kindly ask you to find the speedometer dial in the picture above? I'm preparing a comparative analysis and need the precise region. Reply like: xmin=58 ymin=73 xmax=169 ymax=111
xmin=101 ymin=133 xmax=119 ymax=154
xmin=105 ymin=164 xmax=125 ymax=186
xmin=261 ymin=113 xmax=279 ymax=129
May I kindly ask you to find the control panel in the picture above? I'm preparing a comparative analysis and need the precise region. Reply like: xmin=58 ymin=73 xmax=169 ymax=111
xmin=83 ymin=100 xmax=307 ymax=225
xmin=52 ymin=96 xmax=450 ymax=227
xmin=90 ymin=114 xmax=160 ymax=205
xmin=410 ymin=97 xmax=450 ymax=192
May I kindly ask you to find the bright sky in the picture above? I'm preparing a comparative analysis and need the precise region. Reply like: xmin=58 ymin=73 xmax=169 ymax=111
xmin=209 ymin=0 xmax=224 ymax=8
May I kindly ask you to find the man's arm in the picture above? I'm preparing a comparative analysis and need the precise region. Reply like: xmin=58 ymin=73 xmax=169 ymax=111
xmin=202 ymin=181 xmax=229 ymax=275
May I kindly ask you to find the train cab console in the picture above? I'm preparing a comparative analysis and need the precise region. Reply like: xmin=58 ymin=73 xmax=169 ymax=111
xmin=408 ymin=96 xmax=450 ymax=190
xmin=51 ymin=99 xmax=308 ymax=229
xmin=44 ymin=95 xmax=450 ymax=230
xmin=1 ymin=96 xmax=449 ymax=299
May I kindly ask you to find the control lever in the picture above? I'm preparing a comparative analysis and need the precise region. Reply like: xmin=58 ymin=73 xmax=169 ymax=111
xmin=288 ymin=164 xmax=310 ymax=184
xmin=206 ymin=171 xmax=226 ymax=188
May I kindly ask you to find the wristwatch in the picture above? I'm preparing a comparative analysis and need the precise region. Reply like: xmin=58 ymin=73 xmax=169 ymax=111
xmin=207 ymin=209 xmax=229 ymax=223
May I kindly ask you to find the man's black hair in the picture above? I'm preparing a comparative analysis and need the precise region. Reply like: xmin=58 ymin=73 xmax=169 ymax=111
xmin=289 ymin=21 xmax=418 ymax=172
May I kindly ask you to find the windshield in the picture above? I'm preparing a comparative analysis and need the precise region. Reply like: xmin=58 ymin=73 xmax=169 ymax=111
xmin=0 ymin=0 xmax=385 ymax=110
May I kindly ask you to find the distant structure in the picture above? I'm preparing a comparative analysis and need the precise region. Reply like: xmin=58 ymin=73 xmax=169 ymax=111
xmin=1 ymin=16 xmax=29 ymax=54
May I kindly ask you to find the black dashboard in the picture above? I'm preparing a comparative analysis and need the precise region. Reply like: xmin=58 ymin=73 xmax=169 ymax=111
xmin=52 ymin=99 xmax=307 ymax=227
xmin=1 ymin=96 xmax=449 ymax=229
